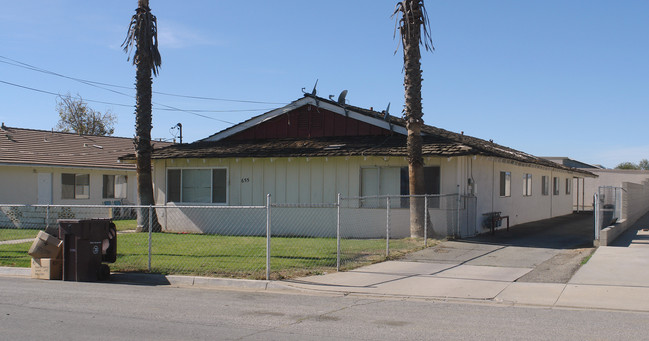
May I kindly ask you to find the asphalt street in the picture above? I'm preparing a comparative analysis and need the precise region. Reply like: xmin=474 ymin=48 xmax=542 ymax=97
xmin=1 ymin=276 xmax=647 ymax=341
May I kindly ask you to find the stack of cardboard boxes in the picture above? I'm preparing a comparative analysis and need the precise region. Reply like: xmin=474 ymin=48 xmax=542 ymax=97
xmin=28 ymin=231 xmax=63 ymax=280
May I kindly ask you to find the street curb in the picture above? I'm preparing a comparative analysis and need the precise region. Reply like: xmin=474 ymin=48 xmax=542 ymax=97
xmin=171 ymin=275 xmax=271 ymax=290
xmin=0 ymin=267 xmax=277 ymax=291
xmin=0 ymin=266 xmax=30 ymax=277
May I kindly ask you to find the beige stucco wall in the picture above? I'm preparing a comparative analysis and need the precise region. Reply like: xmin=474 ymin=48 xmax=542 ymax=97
xmin=581 ymin=169 xmax=649 ymax=211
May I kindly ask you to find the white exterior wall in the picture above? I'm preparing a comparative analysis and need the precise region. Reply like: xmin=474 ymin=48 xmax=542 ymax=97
xmin=155 ymin=156 xmax=445 ymax=205
xmin=0 ymin=165 xmax=136 ymax=205
xmin=0 ymin=167 xmax=37 ymax=204
xmin=458 ymin=156 xmax=576 ymax=231
xmin=152 ymin=155 xmax=579 ymax=237
xmin=154 ymin=156 xmax=445 ymax=237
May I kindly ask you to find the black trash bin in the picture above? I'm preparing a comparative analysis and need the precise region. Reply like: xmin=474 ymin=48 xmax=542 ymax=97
xmin=58 ymin=219 xmax=117 ymax=282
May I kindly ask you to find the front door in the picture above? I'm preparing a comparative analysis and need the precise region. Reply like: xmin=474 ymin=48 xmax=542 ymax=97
xmin=37 ymin=173 xmax=52 ymax=204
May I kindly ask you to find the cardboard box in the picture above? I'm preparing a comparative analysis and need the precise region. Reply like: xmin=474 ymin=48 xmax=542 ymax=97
xmin=31 ymin=258 xmax=62 ymax=280
xmin=28 ymin=231 xmax=62 ymax=259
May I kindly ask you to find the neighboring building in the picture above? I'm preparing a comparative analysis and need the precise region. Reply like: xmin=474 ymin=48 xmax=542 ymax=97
xmin=542 ymin=156 xmax=604 ymax=211
xmin=0 ymin=124 xmax=171 ymax=205
xmin=544 ymin=156 xmax=649 ymax=212
xmin=124 ymin=94 xmax=596 ymax=237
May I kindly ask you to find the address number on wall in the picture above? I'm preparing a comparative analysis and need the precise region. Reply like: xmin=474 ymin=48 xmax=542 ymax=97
xmin=241 ymin=178 xmax=250 ymax=183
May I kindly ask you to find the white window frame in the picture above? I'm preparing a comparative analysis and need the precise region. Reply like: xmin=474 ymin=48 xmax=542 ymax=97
xmin=523 ymin=173 xmax=532 ymax=197
xmin=553 ymin=177 xmax=560 ymax=195
xmin=62 ymin=173 xmax=90 ymax=200
xmin=103 ymin=175 xmax=128 ymax=199
xmin=360 ymin=166 xmax=442 ymax=208
xmin=541 ymin=176 xmax=549 ymax=196
xmin=166 ymin=167 xmax=228 ymax=204
xmin=360 ymin=166 xmax=401 ymax=208
xmin=565 ymin=178 xmax=572 ymax=195
xmin=500 ymin=171 xmax=511 ymax=197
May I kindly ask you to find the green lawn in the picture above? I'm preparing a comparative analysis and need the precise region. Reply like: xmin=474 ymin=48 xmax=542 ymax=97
xmin=0 ymin=229 xmax=39 ymax=241
xmin=113 ymin=219 xmax=137 ymax=232
xmin=0 ymin=230 xmax=432 ymax=279
xmin=0 ymin=242 xmax=32 ymax=267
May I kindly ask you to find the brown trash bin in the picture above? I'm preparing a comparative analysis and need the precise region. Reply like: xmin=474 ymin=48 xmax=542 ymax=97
xmin=58 ymin=219 xmax=117 ymax=282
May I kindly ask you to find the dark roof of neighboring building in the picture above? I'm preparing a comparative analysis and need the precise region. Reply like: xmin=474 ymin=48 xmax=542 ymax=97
xmin=0 ymin=125 xmax=171 ymax=170
xmin=541 ymin=157 xmax=604 ymax=169
xmin=128 ymin=94 xmax=595 ymax=177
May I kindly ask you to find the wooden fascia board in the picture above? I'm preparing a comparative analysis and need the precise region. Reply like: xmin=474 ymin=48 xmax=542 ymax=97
xmin=312 ymin=99 xmax=408 ymax=136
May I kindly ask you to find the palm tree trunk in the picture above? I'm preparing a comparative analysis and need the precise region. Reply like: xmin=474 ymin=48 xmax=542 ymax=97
xmin=134 ymin=56 xmax=160 ymax=232
xmin=401 ymin=0 xmax=427 ymax=238
xmin=131 ymin=0 xmax=161 ymax=232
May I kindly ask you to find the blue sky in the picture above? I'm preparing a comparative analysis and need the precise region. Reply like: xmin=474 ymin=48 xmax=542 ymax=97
xmin=1 ymin=1 xmax=647 ymax=168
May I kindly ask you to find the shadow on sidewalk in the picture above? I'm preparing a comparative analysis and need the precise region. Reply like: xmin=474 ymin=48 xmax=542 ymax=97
xmin=608 ymin=211 xmax=649 ymax=247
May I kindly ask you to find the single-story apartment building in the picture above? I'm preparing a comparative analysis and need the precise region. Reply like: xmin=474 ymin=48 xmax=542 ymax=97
xmin=122 ymin=94 xmax=596 ymax=238
xmin=0 ymin=124 xmax=170 ymax=227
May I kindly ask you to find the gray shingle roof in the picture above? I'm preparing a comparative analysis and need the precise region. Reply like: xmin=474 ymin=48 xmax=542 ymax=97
xmin=146 ymin=135 xmax=474 ymax=159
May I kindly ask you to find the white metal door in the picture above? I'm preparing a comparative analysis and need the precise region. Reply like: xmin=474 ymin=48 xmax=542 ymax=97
xmin=37 ymin=173 xmax=52 ymax=204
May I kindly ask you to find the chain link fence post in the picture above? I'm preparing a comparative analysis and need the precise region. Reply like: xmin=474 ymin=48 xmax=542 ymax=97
xmin=336 ymin=193 xmax=341 ymax=272
xmin=266 ymin=194 xmax=271 ymax=280
xmin=46 ymin=205 xmax=50 ymax=231
xmin=593 ymin=193 xmax=600 ymax=241
xmin=424 ymin=196 xmax=428 ymax=247
xmin=386 ymin=196 xmax=390 ymax=258
xmin=457 ymin=186 xmax=462 ymax=238
xmin=148 ymin=205 xmax=152 ymax=272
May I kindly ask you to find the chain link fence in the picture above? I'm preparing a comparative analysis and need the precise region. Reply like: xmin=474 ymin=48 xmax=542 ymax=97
xmin=0 ymin=194 xmax=478 ymax=279
xmin=593 ymin=186 xmax=624 ymax=240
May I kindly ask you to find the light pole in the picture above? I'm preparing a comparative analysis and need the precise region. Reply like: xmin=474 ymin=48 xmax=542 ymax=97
xmin=172 ymin=123 xmax=183 ymax=144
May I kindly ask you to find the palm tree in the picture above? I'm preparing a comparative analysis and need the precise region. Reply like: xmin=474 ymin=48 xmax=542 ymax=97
xmin=394 ymin=0 xmax=433 ymax=238
xmin=122 ymin=0 xmax=162 ymax=232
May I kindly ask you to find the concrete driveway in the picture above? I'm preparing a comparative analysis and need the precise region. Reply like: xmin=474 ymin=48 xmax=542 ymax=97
xmin=404 ymin=212 xmax=595 ymax=283
xmin=283 ymin=212 xmax=597 ymax=301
